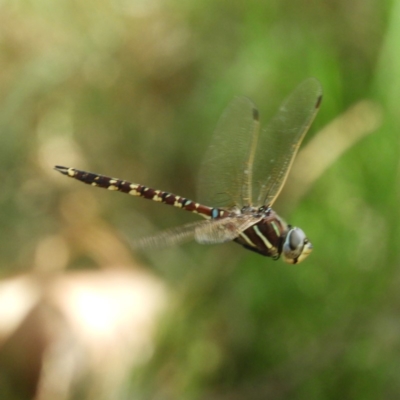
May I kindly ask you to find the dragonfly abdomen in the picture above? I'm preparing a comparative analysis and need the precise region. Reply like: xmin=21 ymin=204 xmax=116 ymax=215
xmin=54 ymin=166 xmax=220 ymax=219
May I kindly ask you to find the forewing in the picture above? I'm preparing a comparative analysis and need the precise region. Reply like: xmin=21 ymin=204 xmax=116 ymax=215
xmin=197 ymin=97 xmax=259 ymax=209
xmin=253 ymin=78 xmax=322 ymax=207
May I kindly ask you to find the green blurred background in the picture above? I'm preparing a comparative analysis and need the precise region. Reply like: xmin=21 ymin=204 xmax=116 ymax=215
xmin=0 ymin=0 xmax=399 ymax=399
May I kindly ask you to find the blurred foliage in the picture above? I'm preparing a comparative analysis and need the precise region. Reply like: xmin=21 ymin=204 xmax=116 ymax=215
xmin=0 ymin=0 xmax=399 ymax=399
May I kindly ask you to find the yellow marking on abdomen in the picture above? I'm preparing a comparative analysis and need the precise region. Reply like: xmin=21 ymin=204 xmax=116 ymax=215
xmin=129 ymin=184 xmax=140 ymax=196
xmin=174 ymin=196 xmax=182 ymax=207
xmin=152 ymin=191 xmax=163 ymax=202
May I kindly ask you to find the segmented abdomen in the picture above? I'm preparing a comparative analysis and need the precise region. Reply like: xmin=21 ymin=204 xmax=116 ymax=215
xmin=54 ymin=166 xmax=226 ymax=219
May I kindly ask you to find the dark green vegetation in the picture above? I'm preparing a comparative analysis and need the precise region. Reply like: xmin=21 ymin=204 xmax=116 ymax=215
xmin=0 ymin=1 xmax=399 ymax=399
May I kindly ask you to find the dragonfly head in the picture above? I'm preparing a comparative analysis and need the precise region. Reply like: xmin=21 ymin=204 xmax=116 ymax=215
xmin=282 ymin=227 xmax=313 ymax=264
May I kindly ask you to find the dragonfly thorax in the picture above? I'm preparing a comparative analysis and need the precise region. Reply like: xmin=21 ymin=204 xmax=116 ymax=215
xmin=232 ymin=207 xmax=312 ymax=264
xmin=238 ymin=205 xmax=270 ymax=216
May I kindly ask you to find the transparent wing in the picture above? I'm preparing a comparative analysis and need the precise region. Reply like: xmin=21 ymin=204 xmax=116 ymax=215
xmin=253 ymin=78 xmax=322 ymax=206
xmin=195 ymin=214 xmax=262 ymax=244
xmin=197 ymin=96 xmax=260 ymax=209
xmin=132 ymin=220 xmax=211 ymax=249
xmin=197 ymin=78 xmax=322 ymax=210
xmin=132 ymin=216 xmax=260 ymax=249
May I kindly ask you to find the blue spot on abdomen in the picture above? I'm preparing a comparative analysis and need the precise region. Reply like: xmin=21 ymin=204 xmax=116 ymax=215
xmin=211 ymin=208 xmax=219 ymax=219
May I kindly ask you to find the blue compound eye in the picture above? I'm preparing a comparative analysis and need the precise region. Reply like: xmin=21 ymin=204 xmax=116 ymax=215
xmin=282 ymin=228 xmax=312 ymax=264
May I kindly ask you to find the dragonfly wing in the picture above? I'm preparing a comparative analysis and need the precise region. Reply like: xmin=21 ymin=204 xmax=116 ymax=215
xmin=132 ymin=216 xmax=261 ymax=248
xmin=253 ymin=78 xmax=322 ymax=207
xmin=195 ymin=215 xmax=262 ymax=244
xmin=197 ymin=96 xmax=260 ymax=209
xmin=132 ymin=220 xmax=211 ymax=249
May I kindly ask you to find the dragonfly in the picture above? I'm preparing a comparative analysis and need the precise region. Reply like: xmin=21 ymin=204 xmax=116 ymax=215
xmin=55 ymin=78 xmax=322 ymax=264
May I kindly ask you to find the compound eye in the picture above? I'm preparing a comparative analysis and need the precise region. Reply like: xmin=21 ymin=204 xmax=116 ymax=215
xmin=282 ymin=228 xmax=312 ymax=264
xmin=288 ymin=228 xmax=305 ymax=251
